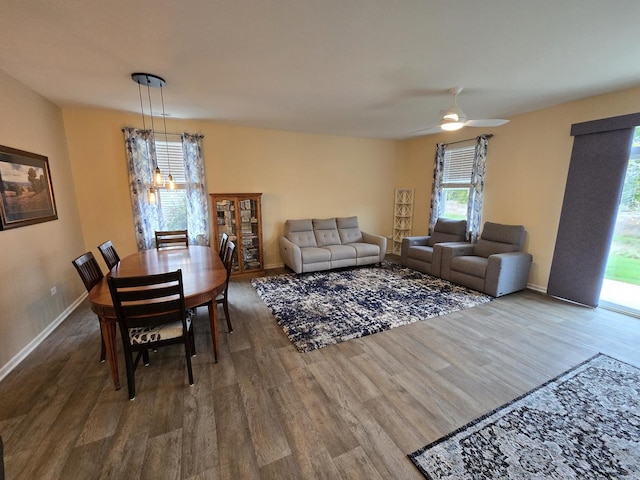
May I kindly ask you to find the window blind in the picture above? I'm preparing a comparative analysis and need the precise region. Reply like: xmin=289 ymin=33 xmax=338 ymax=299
xmin=443 ymin=146 xmax=474 ymax=184
xmin=155 ymin=140 xmax=186 ymax=183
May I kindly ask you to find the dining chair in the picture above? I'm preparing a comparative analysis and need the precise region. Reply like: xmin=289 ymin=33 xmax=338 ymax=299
xmin=71 ymin=252 xmax=107 ymax=362
xmin=107 ymin=269 xmax=196 ymax=400
xmin=155 ymin=230 xmax=189 ymax=248
xmin=217 ymin=241 xmax=236 ymax=332
xmin=97 ymin=240 xmax=120 ymax=270
xmin=218 ymin=232 xmax=229 ymax=259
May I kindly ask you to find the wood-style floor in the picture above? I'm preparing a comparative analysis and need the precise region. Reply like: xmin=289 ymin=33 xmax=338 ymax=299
xmin=2 ymin=264 xmax=640 ymax=479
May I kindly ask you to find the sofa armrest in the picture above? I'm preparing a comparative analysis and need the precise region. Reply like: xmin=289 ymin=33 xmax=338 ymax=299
xmin=279 ymin=236 xmax=303 ymax=273
xmin=485 ymin=252 xmax=533 ymax=297
xmin=400 ymin=236 xmax=430 ymax=265
xmin=439 ymin=242 xmax=476 ymax=281
xmin=361 ymin=231 xmax=387 ymax=261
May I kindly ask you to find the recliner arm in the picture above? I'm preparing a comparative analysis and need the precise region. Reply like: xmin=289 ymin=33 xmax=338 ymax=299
xmin=439 ymin=243 xmax=476 ymax=281
xmin=400 ymin=236 xmax=431 ymax=265
xmin=362 ymin=231 xmax=387 ymax=261
xmin=279 ymin=237 xmax=303 ymax=273
xmin=485 ymin=252 xmax=533 ymax=297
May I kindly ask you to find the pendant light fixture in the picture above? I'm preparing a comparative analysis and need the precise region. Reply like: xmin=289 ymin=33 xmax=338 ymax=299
xmin=132 ymin=72 xmax=169 ymax=203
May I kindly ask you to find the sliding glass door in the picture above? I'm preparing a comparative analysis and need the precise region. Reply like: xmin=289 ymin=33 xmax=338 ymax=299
xmin=600 ymin=127 xmax=640 ymax=316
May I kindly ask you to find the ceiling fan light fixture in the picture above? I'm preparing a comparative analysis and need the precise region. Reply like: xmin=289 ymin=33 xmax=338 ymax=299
xmin=440 ymin=118 xmax=465 ymax=131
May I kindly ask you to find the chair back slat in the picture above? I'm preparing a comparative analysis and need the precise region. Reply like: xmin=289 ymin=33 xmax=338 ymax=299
xmin=218 ymin=232 xmax=229 ymax=259
xmin=223 ymin=241 xmax=236 ymax=278
xmin=72 ymin=252 xmax=104 ymax=292
xmin=155 ymin=230 xmax=188 ymax=248
xmin=98 ymin=240 xmax=120 ymax=270
xmin=108 ymin=270 xmax=186 ymax=330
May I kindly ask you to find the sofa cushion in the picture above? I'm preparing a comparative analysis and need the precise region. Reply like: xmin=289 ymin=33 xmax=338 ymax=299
xmin=349 ymin=242 xmax=380 ymax=258
xmin=337 ymin=216 xmax=363 ymax=244
xmin=324 ymin=244 xmax=356 ymax=261
xmin=313 ymin=218 xmax=342 ymax=246
xmin=300 ymin=247 xmax=331 ymax=264
xmin=285 ymin=219 xmax=317 ymax=248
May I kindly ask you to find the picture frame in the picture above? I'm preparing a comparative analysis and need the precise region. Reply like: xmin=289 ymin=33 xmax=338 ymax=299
xmin=0 ymin=144 xmax=58 ymax=230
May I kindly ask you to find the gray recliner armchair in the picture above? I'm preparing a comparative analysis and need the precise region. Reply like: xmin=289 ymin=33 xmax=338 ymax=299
xmin=440 ymin=222 xmax=532 ymax=297
xmin=400 ymin=218 xmax=468 ymax=277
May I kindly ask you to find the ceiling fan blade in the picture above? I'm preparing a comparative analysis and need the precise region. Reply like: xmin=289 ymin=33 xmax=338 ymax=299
xmin=464 ymin=119 xmax=510 ymax=127
xmin=410 ymin=125 xmax=443 ymax=135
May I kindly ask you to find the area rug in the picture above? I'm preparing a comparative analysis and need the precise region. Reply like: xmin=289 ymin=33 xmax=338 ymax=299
xmin=408 ymin=353 xmax=640 ymax=479
xmin=251 ymin=262 xmax=492 ymax=352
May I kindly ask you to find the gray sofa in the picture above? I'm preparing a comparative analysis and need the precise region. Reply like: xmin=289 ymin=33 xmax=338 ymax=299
xmin=400 ymin=218 xmax=468 ymax=277
xmin=280 ymin=216 xmax=386 ymax=274
xmin=439 ymin=222 xmax=532 ymax=297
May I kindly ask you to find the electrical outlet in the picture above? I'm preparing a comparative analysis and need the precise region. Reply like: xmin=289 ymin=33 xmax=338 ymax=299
xmin=50 ymin=286 xmax=57 ymax=296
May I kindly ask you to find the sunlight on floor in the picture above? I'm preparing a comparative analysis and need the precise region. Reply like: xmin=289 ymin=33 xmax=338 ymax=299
xmin=600 ymin=278 xmax=640 ymax=319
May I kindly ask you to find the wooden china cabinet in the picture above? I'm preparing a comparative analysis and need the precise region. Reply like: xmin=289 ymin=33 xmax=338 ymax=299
xmin=210 ymin=193 xmax=263 ymax=276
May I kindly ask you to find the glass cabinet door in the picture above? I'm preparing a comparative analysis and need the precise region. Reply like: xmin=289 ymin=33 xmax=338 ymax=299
xmin=215 ymin=198 xmax=239 ymax=271
xmin=239 ymin=198 xmax=261 ymax=271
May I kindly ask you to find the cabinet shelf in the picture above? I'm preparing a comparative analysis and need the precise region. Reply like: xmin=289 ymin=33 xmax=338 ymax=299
xmin=211 ymin=193 xmax=263 ymax=276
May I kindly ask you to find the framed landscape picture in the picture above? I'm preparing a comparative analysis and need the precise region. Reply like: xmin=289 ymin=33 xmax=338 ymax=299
xmin=0 ymin=145 xmax=58 ymax=230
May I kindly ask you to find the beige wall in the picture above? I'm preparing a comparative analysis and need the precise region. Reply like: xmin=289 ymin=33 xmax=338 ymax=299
xmin=3 ymin=67 xmax=640 ymax=375
xmin=0 ymin=71 xmax=85 ymax=371
xmin=62 ymin=108 xmax=404 ymax=270
xmin=403 ymin=85 xmax=640 ymax=290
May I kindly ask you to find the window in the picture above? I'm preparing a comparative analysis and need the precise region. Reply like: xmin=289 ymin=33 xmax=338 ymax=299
xmin=441 ymin=145 xmax=475 ymax=220
xmin=155 ymin=139 xmax=187 ymax=231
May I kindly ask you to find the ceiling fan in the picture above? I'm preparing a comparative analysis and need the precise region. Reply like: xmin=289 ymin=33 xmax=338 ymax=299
xmin=413 ymin=87 xmax=509 ymax=135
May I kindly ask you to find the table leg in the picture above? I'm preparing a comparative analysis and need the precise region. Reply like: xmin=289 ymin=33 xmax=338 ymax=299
xmin=208 ymin=301 xmax=219 ymax=362
xmin=100 ymin=317 xmax=121 ymax=390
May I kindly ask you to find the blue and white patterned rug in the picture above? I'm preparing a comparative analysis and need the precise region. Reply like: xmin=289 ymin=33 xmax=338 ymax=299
xmin=251 ymin=262 xmax=492 ymax=352
xmin=409 ymin=353 xmax=640 ymax=479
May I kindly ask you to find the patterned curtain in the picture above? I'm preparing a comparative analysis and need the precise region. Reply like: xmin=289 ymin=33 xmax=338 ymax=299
xmin=429 ymin=143 xmax=446 ymax=233
xmin=467 ymin=135 xmax=490 ymax=242
xmin=181 ymin=133 xmax=210 ymax=246
xmin=122 ymin=127 xmax=160 ymax=250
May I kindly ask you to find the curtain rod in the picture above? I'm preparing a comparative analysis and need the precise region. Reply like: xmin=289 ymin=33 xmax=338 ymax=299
xmin=441 ymin=133 xmax=493 ymax=146
xmin=122 ymin=128 xmax=185 ymax=137
xmin=154 ymin=131 xmax=183 ymax=137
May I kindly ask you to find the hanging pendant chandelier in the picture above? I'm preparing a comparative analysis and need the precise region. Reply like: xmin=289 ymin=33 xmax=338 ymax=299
xmin=131 ymin=72 xmax=171 ymax=204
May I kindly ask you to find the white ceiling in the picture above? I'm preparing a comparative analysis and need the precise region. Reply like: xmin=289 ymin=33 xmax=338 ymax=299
xmin=1 ymin=0 xmax=639 ymax=139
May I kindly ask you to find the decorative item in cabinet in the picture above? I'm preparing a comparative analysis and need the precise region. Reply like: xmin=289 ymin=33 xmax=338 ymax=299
xmin=392 ymin=188 xmax=414 ymax=255
xmin=210 ymin=193 xmax=263 ymax=276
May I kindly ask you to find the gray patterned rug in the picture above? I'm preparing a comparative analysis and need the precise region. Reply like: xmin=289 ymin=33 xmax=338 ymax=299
xmin=251 ymin=262 xmax=492 ymax=352
xmin=409 ymin=354 xmax=640 ymax=479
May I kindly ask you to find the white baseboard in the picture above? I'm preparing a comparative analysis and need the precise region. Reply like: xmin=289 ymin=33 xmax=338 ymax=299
xmin=526 ymin=283 xmax=547 ymax=294
xmin=0 ymin=292 xmax=87 ymax=383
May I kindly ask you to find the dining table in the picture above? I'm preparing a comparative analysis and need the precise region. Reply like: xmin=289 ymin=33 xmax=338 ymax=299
xmin=88 ymin=245 xmax=227 ymax=390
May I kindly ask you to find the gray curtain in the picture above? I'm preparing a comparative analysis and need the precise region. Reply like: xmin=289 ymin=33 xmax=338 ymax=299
xmin=122 ymin=127 xmax=160 ymax=250
xmin=181 ymin=133 xmax=210 ymax=246
xmin=547 ymin=113 xmax=640 ymax=307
